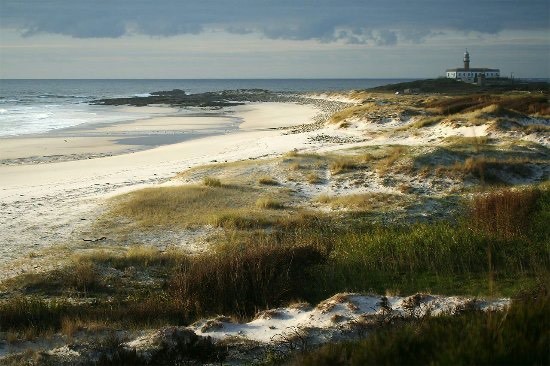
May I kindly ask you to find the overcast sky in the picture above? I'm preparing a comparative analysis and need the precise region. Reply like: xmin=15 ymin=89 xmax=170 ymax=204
xmin=1 ymin=0 xmax=548 ymax=78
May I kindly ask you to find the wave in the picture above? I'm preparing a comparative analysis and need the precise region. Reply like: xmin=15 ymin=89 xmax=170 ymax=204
xmin=37 ymin=94 xmax=90 ymax=99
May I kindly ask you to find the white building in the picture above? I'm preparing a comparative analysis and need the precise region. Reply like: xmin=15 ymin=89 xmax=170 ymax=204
xmin=446 ymin=50 xmax=500 ymax=82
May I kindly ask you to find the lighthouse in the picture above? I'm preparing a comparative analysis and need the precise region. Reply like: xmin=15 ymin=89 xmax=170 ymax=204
xmin=445 ymin=50 xmax=500 ymax=82
xmin=463 ymin=49 xmax=470 ymax=71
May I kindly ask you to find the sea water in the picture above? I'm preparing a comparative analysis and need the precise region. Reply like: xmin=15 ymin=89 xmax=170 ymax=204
xmin=0 ymin=79 xmax=412 ymax=137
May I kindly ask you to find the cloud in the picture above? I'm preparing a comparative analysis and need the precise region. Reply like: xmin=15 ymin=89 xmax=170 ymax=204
xmin=1 ymin=0 xmax=548 ymax=44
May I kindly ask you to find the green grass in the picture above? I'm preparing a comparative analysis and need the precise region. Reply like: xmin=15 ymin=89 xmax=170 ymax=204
xmin=2 ymin=187 xmax=548 ymax=351
xmin=302 ymin=187 xmax=549 ymax=300
xmin=295 ymin=290 xmax=549 ymax=365
xmin=169 ymin=243 xmax=328 ymax=318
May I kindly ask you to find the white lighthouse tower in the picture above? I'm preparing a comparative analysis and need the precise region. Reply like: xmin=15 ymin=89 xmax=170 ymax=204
xmin=463 ymin=49 xmax=470 ymax=70
xmin=445 ymin=50 xmax=500 ymax=82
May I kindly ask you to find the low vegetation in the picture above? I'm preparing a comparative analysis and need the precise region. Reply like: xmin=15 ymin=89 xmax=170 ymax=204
xmin=329 ymin=158 xmax=357 ymax=174
xmin=425 ymin=94 xmax=549 ymax=117
xmin=258 ymin=176 xmax=279 ymax=185
xmin=101 ymin=183 xmax=293 ymax=230
xmin=3 ymin=187 xmax=547 ymax=340
xmin=296 ymin=290 xmax=549 ymax=365
xmin=316 ymin=193 xmax=404 ymax=211
xmin=202 ymin=176 xmax=222 ymax=187
xmin=256 ymin=197 xmax=285 ymax=209
xmin=411 ymin=116 xmax=443 ymax=128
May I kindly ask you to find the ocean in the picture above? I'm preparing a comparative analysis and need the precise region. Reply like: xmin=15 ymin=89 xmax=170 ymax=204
xmin=0 ymin=79 xmax=412 ymax=137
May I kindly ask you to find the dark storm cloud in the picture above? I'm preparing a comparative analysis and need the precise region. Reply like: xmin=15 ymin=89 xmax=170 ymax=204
xmin=1 ymin=0 xmax=548 ymax=43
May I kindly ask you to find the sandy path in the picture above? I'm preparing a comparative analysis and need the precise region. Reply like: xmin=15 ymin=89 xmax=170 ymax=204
xmin=0 ymin=102 xmax=319 ymax=279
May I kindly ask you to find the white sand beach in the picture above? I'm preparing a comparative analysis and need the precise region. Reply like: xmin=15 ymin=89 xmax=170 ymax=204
xmin=0 ymin=102 xmax=319 ymax=278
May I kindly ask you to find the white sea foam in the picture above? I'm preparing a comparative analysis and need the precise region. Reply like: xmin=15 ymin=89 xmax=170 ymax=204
xmin=0 ymin=104 xmax=172 ymax=137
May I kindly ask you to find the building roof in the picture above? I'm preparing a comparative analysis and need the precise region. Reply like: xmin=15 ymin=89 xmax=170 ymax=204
xmin=446 ymin=68 xmax=500 ymax=72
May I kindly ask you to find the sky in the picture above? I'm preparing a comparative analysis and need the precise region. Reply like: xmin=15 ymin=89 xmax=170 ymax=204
xmin=0 ymin=0 xmax=548 ymax=79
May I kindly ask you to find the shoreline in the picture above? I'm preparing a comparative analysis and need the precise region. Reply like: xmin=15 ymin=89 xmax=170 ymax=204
xmin=0 ymin=106 xmax=234 ymax=166
xmin=0 ymin=100 xmax=334 ymax=166
xmin=0 ymin=101 xmax=325 ymax=278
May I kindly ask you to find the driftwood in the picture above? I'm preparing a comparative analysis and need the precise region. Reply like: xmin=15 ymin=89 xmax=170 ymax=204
xmin=82 ymin=236 xmax=107 ymax=242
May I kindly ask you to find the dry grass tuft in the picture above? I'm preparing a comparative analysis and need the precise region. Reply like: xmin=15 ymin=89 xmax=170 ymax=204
xmin=330 ymin=159 xmax=357 ymax=175
xmin=258 ymin=176 xmax=279 ymax=186
xmin=256 ymin=197 xmax=285 ymax=210
xmin=70 ymin=262 xmax=100 ymax=292
xmin=61 ymin=317 xmax=82 ymax=338
xmin=316 ymin=193 xmax=403 ymax=211
xmin=105 ymin=185 xmax=261 ymax=229
xmin=452 ymin=156 xmax=532 ymax=183
xmin=289 ymin=162 xmax=302 ymax=171
xmin=412 ymin=116 xmax=443 ymax=128
xmin=202 ymin=176 xmax=222 ymax=187
xmin=470 ymin=188 xmax=541 ymax=239
xmin=376 ymin=146 xmax=407 ymax=175
xmin=125 ymin=245 xmax=162 ymax=266
xmin=330 ymin=104 xmax=377 ymax=124
xmin=306 ymin=173 xmax=323 ymax=184
xmin=443 ymin=136 xmax=489 ymax=147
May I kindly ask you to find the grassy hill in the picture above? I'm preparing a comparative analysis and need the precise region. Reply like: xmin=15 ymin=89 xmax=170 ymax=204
xmin=368 ymin=78 xmax=549 ymax=94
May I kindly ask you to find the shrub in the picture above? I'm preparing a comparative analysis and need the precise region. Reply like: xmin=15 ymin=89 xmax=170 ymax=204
xmin=169 ymin=244 xmax=328 ymax=317
xmin=68 ymin=262 xmax=100 ymax=292
xmin=469 ymin=187 xmax=542 ymax=239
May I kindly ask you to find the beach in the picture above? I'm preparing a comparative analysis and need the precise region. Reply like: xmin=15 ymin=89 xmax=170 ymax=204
xmin=0 ymin=101 xmax=322 ymax=278
xmin=0 ymin=83 xmax=548 ymax=364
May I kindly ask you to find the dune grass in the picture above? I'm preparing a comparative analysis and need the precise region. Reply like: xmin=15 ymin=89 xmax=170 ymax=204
xmin=169 ymin=244 xmax=328 ymax=318
xmin=425 ymin=94 xmax=549 ymax=117
xmin=258 ymin=176 xmax=279 ymax=185
xmin=315 ymin=193 xmax=404 ymax=211
xmin=412 ymin=139 xmax=548 ymax=183
xmin=2 ymin=173 xmax=548 ymax=353
xmin=103 ymin=184 xmax=293 ymax=230
xmin=306 ymin=172 xmax=323 ymax=184
xmin=1 ymin=187 xmax=548 ymax=343
xmin=451 ymin=156 xmax=534 ymax=183
xmin=443 ymin=135 xmax=490 ymax=147
xmin=202 ymin=176 xmax=222 ymax=187
xmin=411 ymin=116 xmax=443 ymax=128
xmin=329 ymin=104 xmax=377 ymax=124
xmin=256 ymin=197 xmax=285 ymax=209
xmin=376 ymin=146 xmax=408 ymax=175
xmin=296 ymin=290 xmax=549 ymax=365
xmin=329 ymin=158 xmax=358 ymax=174
xmin=305 ymin=186 xmax=549 ymax=299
